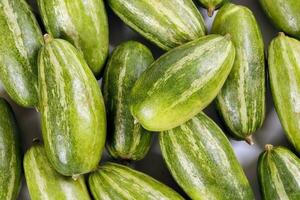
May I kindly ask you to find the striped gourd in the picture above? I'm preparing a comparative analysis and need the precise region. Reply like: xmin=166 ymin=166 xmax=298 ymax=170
xmin=103 ymin=41 xmax=154 ymax=160
xmin=37 ymin=0 xmax=109 ymax=76
xmin=268 ymin=33 xmax=300 ymax=152
xmin=38 ymin=35 xmax=106 ymax=176
xmin=0 ymin=98 xmax=21 ymax=200
xmin=24 ymin=143 xmax=91 ymax=200
xmin=259 ymin=0 xmax=300 ymax=39
xmin=88 ymin=162 xmax=184 ymax=200
xmin=212 ymin=3 xmax=266 ymax=143
xmin=108 ymin=0 xmax=206 ymax=50
xmin=130 ymin=34 xmax=235 ymax=131
xmin=258 ymin=144 xmax=300 ymax=199
xmin=160 ymin=112 xmax=254 ymax=200
xmin=198 ymin=0 xmax=230 ymax=17
xmin=0 ymin=0 xmax=43 ymax=107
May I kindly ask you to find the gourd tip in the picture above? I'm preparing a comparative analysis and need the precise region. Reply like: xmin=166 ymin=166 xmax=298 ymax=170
xmin=43 ymin=34 xmax=53 ymax=44
xmin=32 ymin=137 xmax=40 ymax=144
xmin=72 ymin=174 xmax=80 ymax=181
xmin=278 ymin=32 xmax=285 ymax=37
xmin=265 ymin=144 xmax=273 ymax=151
xmin=207 ymin=7 xmax=215 ymax=17
xmin=224 ymin=33 xmax=231 ymax=40
xmin=245 ymin=136 xmax=254 ymax=145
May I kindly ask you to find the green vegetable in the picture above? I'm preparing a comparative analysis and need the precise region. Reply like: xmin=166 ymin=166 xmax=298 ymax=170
xmin=103 ymin=41 xmax=154 ymax=160
xmin=268 ymin=33 xmax=300 ymax=152
xmin=24 ymin=143 xmax=91 ymax=200
xmin=258 ymin=144 xmax=300 ymax=199
xmin=212 ymin=3 xmax=265 ymax=143
xmin=0 ymin=98 xmax=21 ymax=200
xmin=198 ymin=0 xmax=229 ymax=17
xmin=160 ymin=112 xmax=255 ymax=200
xmin=38 ymin=35 xmax=106 ymax=176
xmin=89 ymin=162 xmax=184 ymax=200
xmin=0 ymin=0 xmax=43 ymax=107
xmin=130 ymin=34 xmax=235 ymax=131
xmin=37 ymin=0 xmax=109 ymax=76
xmin=108 ymin=0 xmax=206 ymax=50
xmin=259 ymin=0 xmax=300 ymax=39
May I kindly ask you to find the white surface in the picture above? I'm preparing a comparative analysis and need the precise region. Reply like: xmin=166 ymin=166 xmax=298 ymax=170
xmin=1 ymin=0 xmax=288 ymax=199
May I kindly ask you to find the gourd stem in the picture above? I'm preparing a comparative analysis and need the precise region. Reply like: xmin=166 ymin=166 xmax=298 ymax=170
xmin=44 ymin=34 xmax=53 ymax=44
xmin=72 ymin=174 xmax=80 ymax=181
xmin=245 ymin=136 xmax=254 ymax=145
xmin=224 ymin=33 xmax=231 ymax=40
xmin=32 ymin=137 xmax=40 ymax=144
xmin=265 ymin=144 xmax=273 ymax=151
xmin=207 ymin=7 xmax=215 ymax=17
xmin=278 ymin=32 xmax=285 ymax=37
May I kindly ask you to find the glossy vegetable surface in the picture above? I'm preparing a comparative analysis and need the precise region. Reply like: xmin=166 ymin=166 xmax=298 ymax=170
xmin=108 ymin=0 xmax=206 ymax=50
xmin=24 ymin=143 xmax=91 ymax=200
xmin=268 ymin=33 xmax=300 ymax=152
xmin=0 ymin=0 xmax=43 ymax=107
xmin=130 ymin=34 xmax=235 ymax=131
xmin=258 ymin=145 xmax=300 ymax=200
xmin=212 ymin=3 xmax=265 ymax=142
xmin=160 ymin=112 xmax=254 ymax=200
xmin=89 ymin=162 xmax=184 ymax=200
xmin=37 ymin=0 xmax=109 ymax=76
xmin=259 ymin=0 xmax=300 ymax=39
xmin=103 ymin=41 xmax=154 ymax=160
xmin=0 ymin=98 xmax=21 ymax=200
xmin=38 ymin=35 xmax=106 ymax=176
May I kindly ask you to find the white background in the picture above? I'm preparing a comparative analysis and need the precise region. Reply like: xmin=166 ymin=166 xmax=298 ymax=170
xmin=3 ymin=0 xmax=288 ymax=199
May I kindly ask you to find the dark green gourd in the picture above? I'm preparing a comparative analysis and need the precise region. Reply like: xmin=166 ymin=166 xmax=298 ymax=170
xmin=130 ymin=34 xmax=235 ymax=131
xmin=103 ymin=41 xmax=154 ymax=160
xmin=0 ymin=0 xmax=43 ymax=107
xmin=38 ymin=35 xmax=106 ymax=176
xmin=212 ymin=3 xmax=266 ymax=143
xmin=0 ymin=98 xmax=21 ymax=200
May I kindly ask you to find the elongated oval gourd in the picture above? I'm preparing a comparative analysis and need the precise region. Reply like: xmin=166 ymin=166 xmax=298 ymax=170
xmin=37 ymin=0 xmax=109 ymax=76
xmin=268 ymin=33 xmax=300 ymax=152
xmin=108 ymin=0 xmax=206 ymax=50
xmin=0 ymin=98 xmax=21 ymax=200
xmin=88 ymin=162 xmax=184 ymax=200
xmin=0 ymin=0 xmax=43 ymax=107
xmin=259 ymin=0 xmax=300 ymax=39
xmin=212 ymin=3 xmax=266 ymax=143
xmin=38 ymin=35 xmax=106 ymax=176
xmin=130 ymin=34 xmax=235 ymax=131
xmin=24 ymin=143 xmax=91 ymax=200
xmin=258 ymin=144 xmax=300 ymax=199
xmin=160 ymin=112 xmax=254 ymax=200
xmin=103 ymin=41 xmax=154 ymax=160
xmin=198 ymin=0 xmax=229 ymax=17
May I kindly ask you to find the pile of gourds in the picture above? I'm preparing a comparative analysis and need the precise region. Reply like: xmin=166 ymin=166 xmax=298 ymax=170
xmin=1 ymin=0 xmax=300 ymax=199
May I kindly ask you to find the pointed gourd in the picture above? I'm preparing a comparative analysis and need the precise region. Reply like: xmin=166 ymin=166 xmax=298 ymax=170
xmin=0 ymin=0 xmax=43 ymax=107
xmin=258 ymin=145 xmax=300 ymax=200
xmin=24 ymin=143 xmax=91 ymax=200
xmin=0 ymin=98 xmax=21 ymax=200
xmin=130 ymin=34 xmax=235 ymax=131
xmin=37 ymin=0 xmax=109 ymax=76
xmin=211 ymin=3 xmax=266 ymax=141
xmin=103 ymin=41 xmax=154 ymax=160
xmin=259 ymin=0 xmax=300 ymax=39
xmin=88 ymin=162 xmax=184 ymax=200
xmin=160 ymin=112 xmax=255 ymax=200
xmin=107 ymin=0 xmax=206 ymax=50
xmin=268 ymin=33 xmax=300 ymax=152
xmin=38 ymin=35 xmax=106 ymax=176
